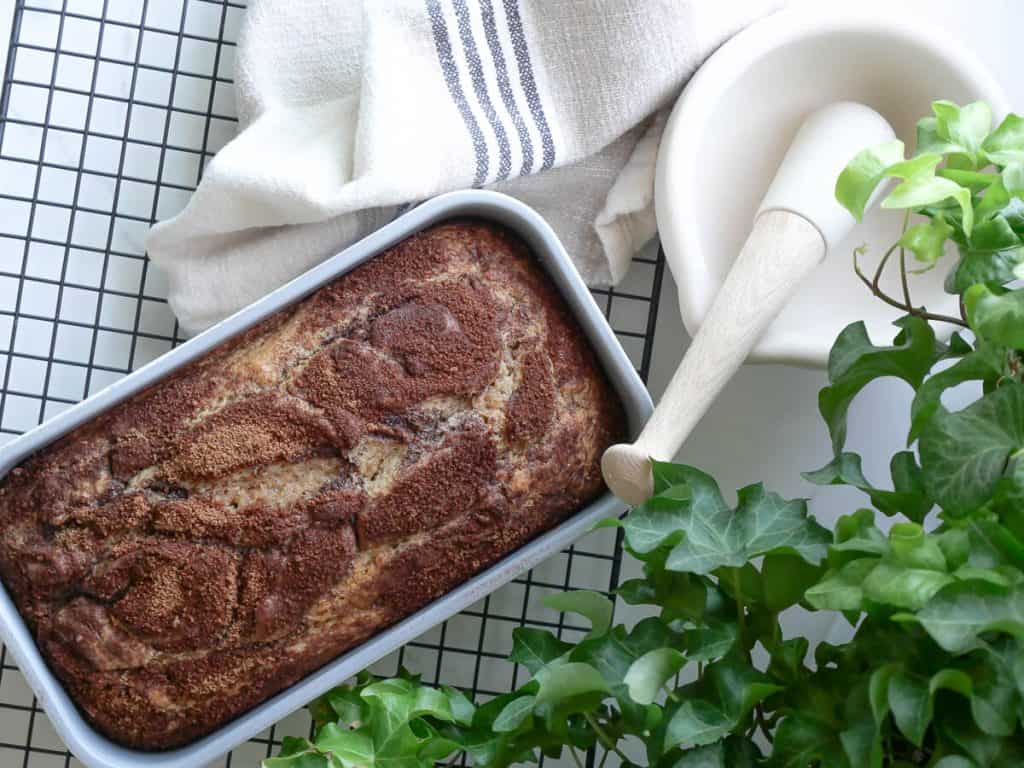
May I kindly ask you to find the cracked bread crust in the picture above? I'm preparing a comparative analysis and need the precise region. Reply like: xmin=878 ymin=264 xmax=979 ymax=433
xmin=0 ymin=220 xmax=625 ymax=750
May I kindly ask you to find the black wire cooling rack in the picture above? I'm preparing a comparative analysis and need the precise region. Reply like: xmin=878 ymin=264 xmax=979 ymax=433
xmin=0 ymin=1 xmax=665 ymax=765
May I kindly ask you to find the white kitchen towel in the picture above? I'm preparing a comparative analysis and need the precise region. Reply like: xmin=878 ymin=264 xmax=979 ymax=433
xmin=146 ymin=0 xmax=777 ymax=335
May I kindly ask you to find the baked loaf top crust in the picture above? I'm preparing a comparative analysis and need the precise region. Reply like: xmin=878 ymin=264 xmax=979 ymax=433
xmin=0 ymin=221 xmax=625 ymax=750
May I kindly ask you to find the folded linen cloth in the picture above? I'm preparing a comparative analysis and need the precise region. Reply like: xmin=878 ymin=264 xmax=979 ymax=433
xmin=146 ymin=0 xmax=778 ymax=335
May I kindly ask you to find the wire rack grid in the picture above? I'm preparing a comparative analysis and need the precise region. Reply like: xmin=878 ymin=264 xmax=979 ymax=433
xmin=0 ymin=1 xmax=665 ymax=766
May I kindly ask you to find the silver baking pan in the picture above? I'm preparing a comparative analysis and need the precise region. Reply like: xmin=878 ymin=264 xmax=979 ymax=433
xmin=0 ymin=190 xmax=653 ymax=768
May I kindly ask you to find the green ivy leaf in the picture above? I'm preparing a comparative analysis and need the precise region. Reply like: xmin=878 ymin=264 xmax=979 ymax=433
xmin=982 ymin=113 xmax=1024 ymax=166
xmin=946 ymin=247 xmax=1024 ymax=294
xmin=682 ymin=623 xmax=739 ymax=663
xmin=509 ymin=628 xmax=572 ymax=674
xmin=900 ymin=216 xmax=954 ymax=264
xmin=909 ymin=346 xmax=1003 ymax=442
xmin=1004 ymin=162 xmax=1024 ymax=197
xmin=533 ymin=662 xmax=609 ymax=724
xmin=805 ymin=558 xmax=878 ymax=611
xmin=881 ymin=153 xmax=974 ymax=235
xmin=771 ymin=712 xmax=847 ymax=767
xmin=762 ymin=553 xmax=824 ymax=612
xmin=492 ymin=696 xmax=535 ymax=733
xmin=624 ymin=647 xmax=686 ymax=705
xmin=820 ymin=317 xmax=938 ymax=454
xmin=969 ymin=216 xmax=1023 ymax=253
xmin=673 ymin=736 xmax=763 ymax=767
xmin=919 ymin=383 xmax=1024 ymax=513
xmin=965 ymin=285 xmax=1024 ymax=348
xmin=621 ymin=493 xmax=689 ymax=554
xmin=542 ymin=591 xmax=613 ymax=638
xmin=803 ymin=451 xmax=931 ymax=522
xmin=835 ymin=138 xmax=906 ymax=221
xmin=863 ymin=561 xmax=954 ymax=611
xmin=664 ymin=656 xmax=782 ymax=750
xmin=932 ymin=100 xmax=993 ymax=168
xmin=869 ymin=664 xmax=898 ymax=724
xmin=910 ymin=582 xmax=1024 ymax=652
xmin=660 ymin=468 xmax=829 ymax=574
xmin=889 ymin=670 xmax=933 ymax=747
xmin=315 ymin=724 xmax=375 ymax=768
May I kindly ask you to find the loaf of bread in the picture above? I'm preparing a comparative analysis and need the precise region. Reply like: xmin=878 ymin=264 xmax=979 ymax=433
xmin=0 ymin=221 xmax=625 ymax=750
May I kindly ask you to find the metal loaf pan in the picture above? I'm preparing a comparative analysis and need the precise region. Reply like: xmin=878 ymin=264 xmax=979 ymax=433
xmin=0 ymin=190 xmax=653 ymax=768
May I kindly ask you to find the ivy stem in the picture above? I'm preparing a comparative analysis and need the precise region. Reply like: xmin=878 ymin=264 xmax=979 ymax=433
xmin=583 ymin=713 xmax=631 ymax=764
xmin=732 ymin=571 xmax=749 ymax=660
xmin=854 ymin=244 xmax=968 ymax=327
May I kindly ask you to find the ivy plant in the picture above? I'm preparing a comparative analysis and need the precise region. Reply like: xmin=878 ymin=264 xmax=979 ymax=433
xmin=264 ymin=101 xmax=1024 ymax=768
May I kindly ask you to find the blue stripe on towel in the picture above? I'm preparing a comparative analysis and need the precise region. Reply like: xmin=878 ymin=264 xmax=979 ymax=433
xmin=502 ymin=0 xmax=555 ymax=171
xmin=425 ymin=0 xmax=489 ymax=187
xmin=453 ymin=0 xmax=512 ymax=182
xmin=479 ymin=0 xmax=534 ymax=177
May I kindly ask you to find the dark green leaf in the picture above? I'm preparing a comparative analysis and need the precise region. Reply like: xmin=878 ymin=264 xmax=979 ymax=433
xmin=770 ymin=712 xmax=846 ymax=767
xmin=682 ymin=623 xmax=738 ymax=663
xmin=762 ymin=553 xmax=824 ymax=611
xmin=661 ymin=469 xmax=829 ymax=574
xmin=909 ymin=347 xmax=1003 ymax=442
xmin=803 ymin=452 xmax=931 ymax=522
xmin=820 ymin=317 xmax=938 ymax=454
xmin=672 ymin=736 xmax=762 ymax=768
xmin=889 ymin=671 xmax=932 ymax=746
xmin=919 ymin=383 xmax=1024 ymax=513
xmin=509 ymin=628 xmax=572 ymax=674
xmin=622 ymin=494 xmax=689 ymax=554
xmin=946 ymin=247 xmax=1024 ymax=294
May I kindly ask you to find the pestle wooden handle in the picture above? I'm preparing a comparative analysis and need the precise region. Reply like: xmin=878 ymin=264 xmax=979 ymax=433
xmin=601 ymin=210 xmax=826 ymax=505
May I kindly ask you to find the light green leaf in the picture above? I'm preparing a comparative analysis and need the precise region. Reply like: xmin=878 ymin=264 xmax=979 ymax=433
xmin=441 ymin=687 xmax=474 ymax=727
xmin=899 ymin=216 xmax=953 ymax=264
xmin=803 ymin=451 xmax=931 ymax=522
xmin=316 ymin=724 xmax=375 ymax=768
xmin=932 ymin=100 xmax=992 ymax=167
xmin=805 ymin=558 xmax=878 ymax=611
xmin=917 ymin=116 xmax=962 ymax=156
xmin=534 ymin=662 xmax=609 ymax=713
xmin=835 ymin=138 xmax=906 ymax=220
xmin=880 ymin=152 xmax=974 ymax=235
xmin=889 ymin=671 xmax=932 ymax=746
xmin=262 ymin=751 xmax=331 ymax=768
xmin=983 ymin=113 xmax=1024 ymax=165
xmin=492 ymin=695 xmax=535 ymax=733
xmin=862 ymin=561 xmax=954 ymax=610
xmin=509 ymin=628 xmax=572 ymax=674
xmin=542 ymin=590 xmax=613 ymax=638
xmin=1004 ymin=162 xmax=1024 ymax=196
xmin=662 ymin=469 xmax=829 ymax=574
xmin=913 ymin=583 xmax=1024 ymax=652
xmin=624 ymin=648 xmax=686 ymax=705
xmin=919 ymin=383 xmax=1024 ymax=513
xmin=820 ymin=317 xmax=938 ymax=454
xmin=965 ymin=284 xmax=1024 ymax=348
